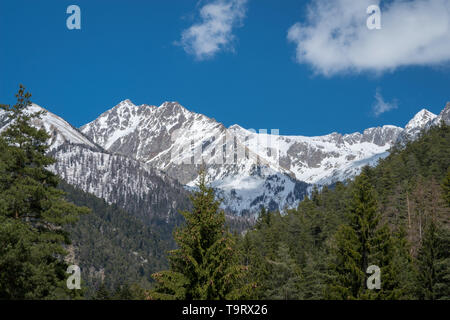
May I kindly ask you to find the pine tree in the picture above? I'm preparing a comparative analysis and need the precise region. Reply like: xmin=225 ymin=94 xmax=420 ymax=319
xmin=238 ymin=232 xmax=266 ymax=299
xmin=327 ymin=224 xmax=363 ymax=299
xmin=368 ymin=224 xmax=403 ymax=299
xmin=150 ymin=170 xmax=248 ymax=300
xmin=298 ymin=251 xmax=327 ymax=300
xmin=0 ymin=85 xmax=90 ymax=299
xmin=255 ymin=207 xmax=270 ymax=230
xmin=390 ymin=226 xmax=416 ymax=299
xmin=95 ymin=282 xmax=111 ymax=300
xmin=415 ymin=220 xmax=450 ymax=300
xmin=327 ymin=173 xmax=399 ymax=299
xmin=349 ymin=173 xmax=379 ymax=275
xmin=443 ymin=169 xmax=450 ymax=207
xmin=265 ymin=243 xmax=301 ymax=300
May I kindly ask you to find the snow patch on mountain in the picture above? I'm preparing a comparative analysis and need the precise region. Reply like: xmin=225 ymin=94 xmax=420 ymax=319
xmin=229 ymin=123 xmax=402 ymax=185
xmin=0 ymin=104 xmax=99 ymax=151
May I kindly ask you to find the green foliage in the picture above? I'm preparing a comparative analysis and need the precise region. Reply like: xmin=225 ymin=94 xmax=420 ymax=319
xmin=150 ymin=170 xmax=248 ymax=300
xmin=0 ymin=215 xmax=66 ymax=299
xmin=94 ymin=282 xmax=111 ymax=300
xmin=264 ymin=243 xmax=301 ymax=299
xmin=327 ymin=224 xmax=363 ymax=299
xmin=443 ymin=169 xmax=450 ymax=207
xmin=239 ymin=123 xmax=450 ymax=300
xmin=0 ymin=85 xmax=89 ymax=299
xmin=415 ymin=219 xmax=450 ymax=300
xmin=59 ymin=181 xmax=166 ymax=298
xmin=327 ymin=173 xmax=403 ymax=299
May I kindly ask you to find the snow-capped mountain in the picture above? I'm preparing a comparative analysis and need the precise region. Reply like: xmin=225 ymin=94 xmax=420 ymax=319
xmin=229 ymin=124 xmax=403 ymax=185
xmin=80 ymin=99 xmax=449 ymax=215
xmin=0 ymin=104 xmax=99 ymax=151
xmin=81 ymin=100 xmax=309 ymax=215
xmin=2 ymin=100 xmax=448 ymax=217
xmin=0 ymin=109 xmax=8 ymax=128
xmin=432 ymin=102 xmax=450 ymax=126
xmin=396 ymin=102 xmax=450 ymax=144
xmin=49 ymin=143 xmax=190 ymax=225
xmin=0 ymin=105 xmax=191 ymax=225
xmin=29 ymin=104 xmax=100 ymax=151
xmin=397 ymin=109 xmax=438 ymax=143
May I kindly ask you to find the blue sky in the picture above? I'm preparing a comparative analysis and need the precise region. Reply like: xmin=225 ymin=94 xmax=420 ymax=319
xmin=1 ymin=0 xmax=449 ymax=136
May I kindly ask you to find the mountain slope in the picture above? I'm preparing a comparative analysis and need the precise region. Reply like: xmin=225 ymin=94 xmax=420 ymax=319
xmin=229 ymin=124 xmax=403 ymax=185
xmin=60 ymin=181 xmax=169 ymax=297
xmin=81 ymin=100 xmax=449 ymax=214
xmin=3 ymin=100 xmax=448 ymax=216
xmin=0 ymin=104 xmax=99 ymax=151
xmin=0 ymin=105 xmax=191 ymax=226
xmin=81 ymin=100 xmax=309 ymax=215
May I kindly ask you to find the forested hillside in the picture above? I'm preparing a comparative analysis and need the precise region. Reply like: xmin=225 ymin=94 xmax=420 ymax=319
xmin=238 ymin=122 xmax=450 ymax=299
xmin=59 ymin=181 xmax=172 ymax=298
xmin=1 ymin=86 xmax=448 ymax=300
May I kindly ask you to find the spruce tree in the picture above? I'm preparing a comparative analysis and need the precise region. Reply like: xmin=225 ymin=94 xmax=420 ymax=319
xmin=150 ymin=170 xmax=248 ymax=300
xmin=415 ymin=220 xmax=450 ymax=300
xmin=239 ymin=232 xmax=266 ymax=299
xmin=265 ymin=243 xmax=301 ymax=300
xmin=0 ymin=85 xmax=89 ymax=299
xmin=327 ymin=224 xmax=363 ymax=299
xmin=443 ymin=169 xmax=450 ymax=207
xmin=368 ymin=224 xmax=403 ymax=299
xmin=95 ymin=282 xmax=111 ymax=300
xmin=327 ymin=173 xmax=399 ymax=299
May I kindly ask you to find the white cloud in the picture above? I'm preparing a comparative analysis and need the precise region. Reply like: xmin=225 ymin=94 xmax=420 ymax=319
xmin=372 ymin=89 xmax=398 ymax=116
xmin=287 ymin=0 xmax=450 ymax=76
xmin=180 ymin=0 xmax=248 ymax=60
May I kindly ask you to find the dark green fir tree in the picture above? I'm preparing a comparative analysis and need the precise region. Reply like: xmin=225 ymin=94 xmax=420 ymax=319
xmin=443 ymin=168 xmax=450 ymax=207
xmin=327 ymin=172 xmax=400 ymax=299
xmin=415 ymin=219 xmax=450 ymax=300
xmin=150 ymin=170 xmax=249 ymax=300
xmin=0 ymin=85 xmax=89 ymax=299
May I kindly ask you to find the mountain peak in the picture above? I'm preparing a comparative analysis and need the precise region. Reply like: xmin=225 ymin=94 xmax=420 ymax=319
xmin=114 ymin=99 xmax=136 ymax=108
xmin=229 ymin=124 xmax=244 ymax=131
xmin=405 ymin=108 xmax=437 ymax=131
xmin=159 ymin=101 xmax=186 ymax=112
xmin=434 ymin=101 xmax=450 ymax=125
xmin=440 ymin=101 xmax=450 ymax=115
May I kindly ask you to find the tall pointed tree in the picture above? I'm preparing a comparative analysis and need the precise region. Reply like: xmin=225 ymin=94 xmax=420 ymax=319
xmin=150 ymin=170 xmax=248 ymax=300
xmin=0 ymin=85 xmax=89 ymax=299
xmin=327 ymin=173 xmax=400 ymax=299
xmin=265 ymin=242 xmax=301 ymax=300
xmin=415 ymin=219 xmax=450 ymax=300
xmin=443 ymin=169 xmax=450 ymax=207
